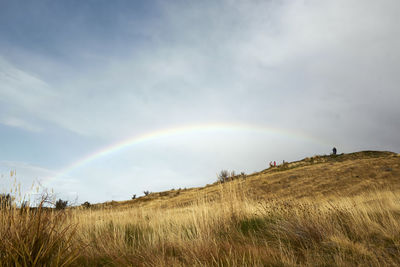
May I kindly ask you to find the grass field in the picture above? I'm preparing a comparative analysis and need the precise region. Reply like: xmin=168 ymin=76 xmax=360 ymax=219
xmin=1 ymin=151 xmax=400 ymax=266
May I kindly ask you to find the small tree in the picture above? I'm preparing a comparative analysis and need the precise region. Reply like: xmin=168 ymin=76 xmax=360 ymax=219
xmin=217 ymin=170 xmax=229 ymax=183
xmin=55 ymin=199 xmax=68 ymax=210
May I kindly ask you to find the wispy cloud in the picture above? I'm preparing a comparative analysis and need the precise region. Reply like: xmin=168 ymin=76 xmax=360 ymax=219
xmin=0 ymin=117 xmax=42 ymax=132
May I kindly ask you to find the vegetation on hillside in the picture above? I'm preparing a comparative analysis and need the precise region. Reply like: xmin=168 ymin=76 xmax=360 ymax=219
xmin=0 ymin=151 xmax=399 ymax=266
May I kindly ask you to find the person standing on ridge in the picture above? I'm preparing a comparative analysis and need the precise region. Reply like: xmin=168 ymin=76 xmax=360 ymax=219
xmin=332 ymin=147 xmax=337 ymax=155
xmin=273 ymin=161 xmax=276 ymax=167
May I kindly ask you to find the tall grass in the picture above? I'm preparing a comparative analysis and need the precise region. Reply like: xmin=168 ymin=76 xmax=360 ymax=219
xmin=67 ymin=188 xmax=400 ymax=266
xmin=2 ymin=187 xmax=400 ymax=266
xmin=0 ymin=197 xmax=80 ymax=266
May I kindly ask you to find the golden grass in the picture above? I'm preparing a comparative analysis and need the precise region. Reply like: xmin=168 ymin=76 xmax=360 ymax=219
xmin=103 ymin=151 xmax=400 ymax=210
xmin=67 ymin=187 xmax=400 ymax=266
xmin=0 ymin=200 xmax=80 ymax=266
xmin=2 ymin=151 xmax=400 ymax=266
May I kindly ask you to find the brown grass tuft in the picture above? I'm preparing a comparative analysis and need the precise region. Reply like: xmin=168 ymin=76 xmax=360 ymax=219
xmin=0 ymin=198 xmax=80 ymax=266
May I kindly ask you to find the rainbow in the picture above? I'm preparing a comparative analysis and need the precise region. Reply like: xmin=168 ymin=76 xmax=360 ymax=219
xmin=41 ymin=122 xmax=328 ymax=186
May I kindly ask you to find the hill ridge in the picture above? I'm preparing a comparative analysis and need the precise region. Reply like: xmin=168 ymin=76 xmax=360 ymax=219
xmin=92 ymin=150 xmax=399 ymax=209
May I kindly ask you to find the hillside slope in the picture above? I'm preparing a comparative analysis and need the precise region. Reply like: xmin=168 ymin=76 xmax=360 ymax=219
xmin=98 ymin=151 xmax=400 ymax=209
xmin=65 ymin=151 xmax=400 ymax=266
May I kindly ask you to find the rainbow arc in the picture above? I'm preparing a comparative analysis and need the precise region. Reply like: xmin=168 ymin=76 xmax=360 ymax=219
xmin=40 ymin=122 xmax=328 ymax=187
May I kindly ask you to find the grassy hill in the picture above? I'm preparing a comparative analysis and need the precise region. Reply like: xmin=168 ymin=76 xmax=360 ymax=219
xmin=2 ymin=150 xmax=400 ymax=266
xmin=99 ymin=150 xmax=400 ymax=209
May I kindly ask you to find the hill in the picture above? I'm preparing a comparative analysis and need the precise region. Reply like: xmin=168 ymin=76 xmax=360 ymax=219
xmin=3 ymin=150 xmax=400 ymax=266
xmin=98 ymin=150 xmax=400 ymax=209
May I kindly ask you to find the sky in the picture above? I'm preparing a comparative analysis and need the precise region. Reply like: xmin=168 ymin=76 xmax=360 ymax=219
xmin=1 ymin=0 xmax=399 ymax=204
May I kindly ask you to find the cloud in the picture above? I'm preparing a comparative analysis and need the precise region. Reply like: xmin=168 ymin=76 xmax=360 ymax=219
xmin=0 ymin=0 xmax=399 ymax=202
xmin=1 ymin=0 xmax=399 ymax=145
xmin=0 ymin=57 xmax=53 ymax=133
xmin=0 ymin=117 xmax=42 ymax=132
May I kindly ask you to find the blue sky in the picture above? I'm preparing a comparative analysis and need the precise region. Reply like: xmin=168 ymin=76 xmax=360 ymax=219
xmin=1 ymin=0 xmax=399 ymax=204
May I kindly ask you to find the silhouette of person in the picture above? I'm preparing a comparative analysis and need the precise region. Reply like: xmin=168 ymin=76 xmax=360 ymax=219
xmin=273 ymin=161 xmax=276 ymax=167
xmin=332 ymin=147 xmax=337 ymax=155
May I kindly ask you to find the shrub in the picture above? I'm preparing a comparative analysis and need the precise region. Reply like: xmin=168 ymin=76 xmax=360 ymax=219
xmin=55 ymin=199 xmax=68 ymax=210
xmin=82 ymin=201 xmax=91 ymax=209
xmin=143 ymin=191 xmax=150 ymax=196
xmin=217 ymin=170 xmax=229 ymax=183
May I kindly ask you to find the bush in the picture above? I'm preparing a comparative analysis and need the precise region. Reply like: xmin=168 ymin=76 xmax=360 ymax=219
xmin=143 ymin=191 xmax=150 ymax=196
xmin=81 ymin=201 xmax=91 ymax=209
xmin=217 ymin=170 xmax=230 ymax=183
xmin=55 ymin=199 xmax=68 ymax=210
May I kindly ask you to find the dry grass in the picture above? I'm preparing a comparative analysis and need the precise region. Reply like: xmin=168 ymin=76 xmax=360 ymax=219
xmin=70 ymin=188 xmax=400 ymax=266
xmin=0 ymin=199 xmax=80 ymax=266
xmin=2 ymin=151 xmax=400 ymax=266
xmin=102 ymin=151 xmax=400 ymax=209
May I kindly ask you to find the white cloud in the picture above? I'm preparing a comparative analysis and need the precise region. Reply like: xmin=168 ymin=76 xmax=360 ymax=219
xmin=0 ymin=116 xmax=42 ymax=132
xmin=0 ymin=57 xmax=56 ymax=106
